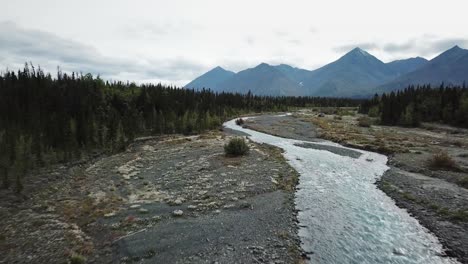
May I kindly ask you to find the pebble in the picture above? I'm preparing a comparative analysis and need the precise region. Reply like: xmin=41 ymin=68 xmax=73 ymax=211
xmin=172 ymin=210 xmax=184 ymax=216
xmin=104 ymin=212 xmax=116 ymax=218
xmin=138 ymin=208 xmax=149 ymax=214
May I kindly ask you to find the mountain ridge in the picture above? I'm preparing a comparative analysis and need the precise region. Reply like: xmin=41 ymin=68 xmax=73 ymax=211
xmin=185 ymin=45 xmax=467 ymax=97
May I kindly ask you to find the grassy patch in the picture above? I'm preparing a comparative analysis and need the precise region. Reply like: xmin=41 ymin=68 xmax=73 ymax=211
xmin=457 ymin=177 xmax=468 ymax=188
xmin=69 ymin=253 xmax=86 ymax=264
xmin=277 ymin=172 xmax=299 ymax=192
xmin=401 ymin=192 xmax=416 ymax=201
xmin=357 ymin=116 xmax=372 ymax=127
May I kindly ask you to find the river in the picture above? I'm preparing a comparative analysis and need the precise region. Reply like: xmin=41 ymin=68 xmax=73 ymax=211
xmin=224 ymin=115 xmax=459 ymax=264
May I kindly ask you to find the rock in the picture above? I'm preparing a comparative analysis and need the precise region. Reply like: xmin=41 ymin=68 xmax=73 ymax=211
xmin=214 ymin=210 xmax=221 ymax=214
xmin=174 ymin=198 xmax=183 ymax=205
xmin=104 ymin=212 xmax=116 ymax=218
xmin=172 ymin=210 xmax=184 ymax=217
xmin=138 ymin=208 xmax=149 ymax=214
xmin=393 ymin=248 xmax=405 ymax=256
xmin=187 ymin=205 xmax=197 ymax=210
xmin=130 ymin=204 xmax=141 ymax=209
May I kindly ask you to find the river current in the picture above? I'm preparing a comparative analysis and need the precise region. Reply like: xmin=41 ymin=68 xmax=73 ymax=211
xmin=224 ymin=115 xmax=459 ymax=264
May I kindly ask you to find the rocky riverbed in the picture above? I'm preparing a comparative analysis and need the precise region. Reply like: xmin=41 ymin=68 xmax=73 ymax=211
xmin=0 ymin=131 xmax=302 ymax=264
xmin=244 ymin=111 xmax=468 ymax=263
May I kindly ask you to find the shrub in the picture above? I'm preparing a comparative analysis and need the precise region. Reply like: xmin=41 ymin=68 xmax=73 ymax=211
xmin=428 ymin=151 xmax=457 ymax=170
xmin=224 ymin=138 xmax=249 ymax=156
xmin=457 ymin=177 xmax=468 ymax=188
xmin=70 ymin=253 xmax=86 ymax=264
xmin=235 ymin=118 xmax=244 ymax=126
xmin=357 ymin=117 xmax=371 ymax=127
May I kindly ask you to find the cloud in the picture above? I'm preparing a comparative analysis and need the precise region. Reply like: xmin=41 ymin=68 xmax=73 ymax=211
xmin=383 ymin=38 xmax=468 ymax=56
xmin=0 ymin=21 xmax=205 ymax=85
xmin=332 ymin=37 xmax=468 ymax=59
xmin=333 ymin=42 xmax=379 ymax=53
xmin=245 ymin=36 xmax=255 ymax=46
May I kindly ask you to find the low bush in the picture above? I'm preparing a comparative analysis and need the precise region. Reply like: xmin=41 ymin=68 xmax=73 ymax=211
xmin=357 ymin=117 xmax=372 ymax=127
xmin=70 ymin=253 xmax=86 ymax=264
xmin=235 ymin=118 xmax=244 ymax=126
xmin=427 ymin=151 xmax=457 ymax=170
xmin=224 ymin=137 xmax=249 ymax=156
xmin=457 ymin=177 xmax=468 ymax=188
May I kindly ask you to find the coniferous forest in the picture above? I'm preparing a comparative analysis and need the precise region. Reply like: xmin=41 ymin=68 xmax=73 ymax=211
xmin=0 ymin=64 xmax=360 ymax=191
xmin=359 ymin=84 xmax=468 ymax=128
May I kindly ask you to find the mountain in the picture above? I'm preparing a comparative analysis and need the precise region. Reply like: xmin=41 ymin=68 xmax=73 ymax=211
xmin=378 ymin=46 xmax=468 ymax=92
xmin=386 ymin=57 xmax=428 ymax=76
xmin=217 ymin=63 xmax=303 ymax=96
xmin=274 ymin=64 xmax=312 ymax=86
xmin=303 ymin=48 xmax=398 ymax=97
xmin=184 ymin=66 xmax=235 ymax=90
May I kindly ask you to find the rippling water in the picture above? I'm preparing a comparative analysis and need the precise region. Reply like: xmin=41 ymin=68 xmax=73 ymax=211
xmin=224 ymin=116 xmax=459 ymax=264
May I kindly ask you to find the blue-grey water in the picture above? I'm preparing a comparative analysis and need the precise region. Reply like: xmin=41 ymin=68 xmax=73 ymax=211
xmin=224 ymin=116 xmax=459 ymax=264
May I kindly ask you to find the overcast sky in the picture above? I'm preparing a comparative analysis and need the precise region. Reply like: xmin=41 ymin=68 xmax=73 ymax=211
xmin=2 ymin=0 xmax=467 ymax=86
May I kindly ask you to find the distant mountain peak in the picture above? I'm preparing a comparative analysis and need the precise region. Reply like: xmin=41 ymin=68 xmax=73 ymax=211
xmin=350 ymin=47 xmax=370 ymax=56
xmin=257 ymin=62 xmax=271 ymax=67
xmin=213 ymin=66 xmax=225 ymax=70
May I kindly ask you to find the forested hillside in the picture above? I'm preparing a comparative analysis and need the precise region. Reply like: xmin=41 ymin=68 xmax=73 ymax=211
xmin=360 ymin=84 xmax=468 ymax=127
xmin=0 ymin=64 xmax=360 ymax=192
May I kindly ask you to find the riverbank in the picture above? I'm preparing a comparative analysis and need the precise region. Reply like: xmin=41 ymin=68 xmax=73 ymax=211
xmin=244 ymin=111 xmax=468 ymax=263
xmin=0 ymin=131 xmax=303 ymax=263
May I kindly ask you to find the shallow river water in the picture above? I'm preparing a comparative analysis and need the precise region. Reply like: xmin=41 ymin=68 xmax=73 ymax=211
xmin=224 ymin=116 xmax=459 ymax=264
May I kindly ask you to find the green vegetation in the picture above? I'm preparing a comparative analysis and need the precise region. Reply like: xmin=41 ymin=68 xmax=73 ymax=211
xmin=69 ymin=253 xmax=86 ymax=264
xmin=360 ymin=84 xmax=468 ymax=127
xmin=235 ymin=118 xmax=245 ymax=126
xmin=457 ymin=177 xmax=468 ymax=188
xmin=0 ymin=64 xmax=360 ymax=192
xmin=427 ymin=151 xmax=458 ymax=171
xmin=357 ymin=116 xmax=372 ymax=127
xmin=224 ymin=138 xmax=250 ymax=156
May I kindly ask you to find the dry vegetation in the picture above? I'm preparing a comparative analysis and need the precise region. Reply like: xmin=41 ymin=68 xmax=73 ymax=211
xmin=427 ymin=151 xmax=458 ymax=171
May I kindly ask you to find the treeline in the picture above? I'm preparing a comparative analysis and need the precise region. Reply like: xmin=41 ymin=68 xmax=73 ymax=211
xmin=360 ymin=84 xmax=468 ymax=127
xmin=0 ymin=64 xmax=361 ymax=192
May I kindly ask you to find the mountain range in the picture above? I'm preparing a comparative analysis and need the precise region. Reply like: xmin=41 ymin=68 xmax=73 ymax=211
xmin=185 ymin=46 xmax=468 ymax=97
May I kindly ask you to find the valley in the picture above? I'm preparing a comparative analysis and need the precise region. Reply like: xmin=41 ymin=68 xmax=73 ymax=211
xmin=2 ymin=111 xmax=467 ymax=263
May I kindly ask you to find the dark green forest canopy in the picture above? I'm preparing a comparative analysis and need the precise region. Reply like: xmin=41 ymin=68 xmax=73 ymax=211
xmin=0 ymin=65 xmax=361 ymax=190
xmin=359 ymin=84 xmax=468 ymax=128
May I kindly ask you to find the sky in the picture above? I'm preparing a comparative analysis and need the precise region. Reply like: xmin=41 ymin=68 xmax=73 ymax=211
xmin=1 ymin=0 xmax=468 ymax=86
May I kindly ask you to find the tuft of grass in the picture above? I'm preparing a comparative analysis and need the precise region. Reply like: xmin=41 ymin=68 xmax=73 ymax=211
xmin=401 ymin=192 xmax=416 ymax=201
xmin=427 ymin=151 xmax=458 ymax=171
xmin=70 ymin=253 xmax=86 ymax=264
xmin=357 ymin=117 xmax=371 ymax=127
xmin=224 ymin=137 xmax=249 ymax=157
xmin=457 ymin=177 xmax=468 ymax=188
xmin=450 ymin=210 xmax=468 ymax=222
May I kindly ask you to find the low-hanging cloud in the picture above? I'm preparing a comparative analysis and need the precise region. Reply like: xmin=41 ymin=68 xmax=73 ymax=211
xmin=333 ymin=42 xmax=379 ymax=53
xmin=383 ymin=37 xmax=468 ymax=56
xmin=334 ymin=37 xmax=468 ymax=58
xmin=0 ymin=21 xmax=206 ymax=85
